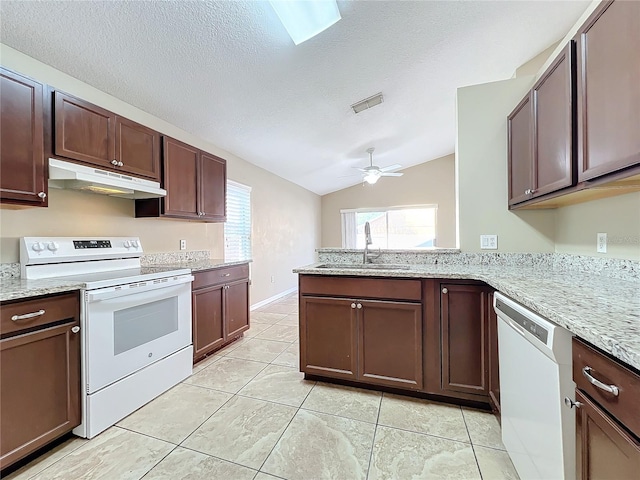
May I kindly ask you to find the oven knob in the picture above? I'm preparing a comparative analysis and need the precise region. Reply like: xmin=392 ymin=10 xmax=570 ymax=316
xmin=131 ymin=240 xmax=139 ymax=248
xmin=123 ymin=240 xmax=131 ymax=248
xmin=32 ymin=242 xmax=45 ymax=252
xmin=47 ymin=241 xmax=59 ymax=252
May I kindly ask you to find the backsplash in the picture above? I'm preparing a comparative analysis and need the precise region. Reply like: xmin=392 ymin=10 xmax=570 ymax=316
xmin=0 ymin=263 xmax=20 ymax=279
xmin=140 ymin=250 xmax=211 ymax=266
xmin=316 ymin=249 xmax=639 ymax=281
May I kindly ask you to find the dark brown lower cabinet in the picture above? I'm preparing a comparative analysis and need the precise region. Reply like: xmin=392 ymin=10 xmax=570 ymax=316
xmin=488 ymin=291 xmax=500 ymax=414
xmin=192 ymin=264 xmax=250 ymax=363
xmin=440 ymin=283 xmax=490 ymax=398
xmin=0 ymin=293 xmax=80 ymax=470
xmin=300 ymin=296 xmax=358 ymax=380
xmin=575 ymin=390 xmax=640 ymax=479
xmin=358 ymin=300 xmax=422 ymax=390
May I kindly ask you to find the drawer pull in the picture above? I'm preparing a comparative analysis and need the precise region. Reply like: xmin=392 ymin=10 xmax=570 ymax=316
xmin=11 ymin=309 xmax=45 ymax=321
xmin=582 ymin=366 xmax=619 ymax=396
xmin=222 ymin=273 xmax=231 ymax=277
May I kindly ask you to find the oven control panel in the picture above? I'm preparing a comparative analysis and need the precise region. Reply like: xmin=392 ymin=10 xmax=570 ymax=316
xmin=20 ymin=237 xmax=143 ymax=265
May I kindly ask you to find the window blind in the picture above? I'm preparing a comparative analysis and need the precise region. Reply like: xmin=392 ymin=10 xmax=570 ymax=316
xmin=224 ymin=180 xmax=252 ymax=261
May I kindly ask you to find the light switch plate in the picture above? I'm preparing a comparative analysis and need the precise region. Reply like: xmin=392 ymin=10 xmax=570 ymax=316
xmin=480 ymin=235 xmax=498 ymax=250
xmin=597 ymin=233 xmax=607 ymax=253
xmin=180 ymin=239 xmax=186 ymax=251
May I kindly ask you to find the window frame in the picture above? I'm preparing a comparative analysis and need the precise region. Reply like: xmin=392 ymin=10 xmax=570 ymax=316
xmin=224 ymin=180 xmax=252 ymax=261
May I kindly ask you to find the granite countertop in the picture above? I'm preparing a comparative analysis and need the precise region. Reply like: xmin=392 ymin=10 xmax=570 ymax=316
xmin=0 ymin=277 xmax=85 ymax=302
xmin=293 ymin=262 xmax=640 ymax=371
xmin=149 ymin=258 xmax=251 ymax=272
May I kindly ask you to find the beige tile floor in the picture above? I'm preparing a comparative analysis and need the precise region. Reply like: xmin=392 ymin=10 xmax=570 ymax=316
xmin=7 ymin=292 xmax=518 ymax=480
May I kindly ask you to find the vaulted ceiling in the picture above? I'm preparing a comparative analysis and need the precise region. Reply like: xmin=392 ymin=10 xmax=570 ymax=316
xmin=0 ymin=1 xmax=590 ymax=194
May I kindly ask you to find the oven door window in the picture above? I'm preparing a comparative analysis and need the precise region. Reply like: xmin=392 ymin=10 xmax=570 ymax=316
xmin=113 ymin=297 xmax=178 ymax=355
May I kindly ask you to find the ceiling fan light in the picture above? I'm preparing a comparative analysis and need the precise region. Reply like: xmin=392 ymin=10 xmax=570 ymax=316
xmin=364 ymin=173 xmax=380 ymax=184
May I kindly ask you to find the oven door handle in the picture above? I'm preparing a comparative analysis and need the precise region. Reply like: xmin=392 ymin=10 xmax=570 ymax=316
xmin=86 ymin=274 xmax=194 ymax=303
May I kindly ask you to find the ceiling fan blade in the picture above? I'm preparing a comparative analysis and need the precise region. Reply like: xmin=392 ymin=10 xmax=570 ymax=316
xmin=381 ymin=172 xmax=403 ymax=177
xmin=352 ymin=167 xmax=368 ymax=172
xmin=379 ymin=164 xmax=402 ymax=172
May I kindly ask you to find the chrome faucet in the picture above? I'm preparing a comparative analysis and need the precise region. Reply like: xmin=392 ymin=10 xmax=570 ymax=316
xmin=363 ymin=222 xmax=381 ymax=264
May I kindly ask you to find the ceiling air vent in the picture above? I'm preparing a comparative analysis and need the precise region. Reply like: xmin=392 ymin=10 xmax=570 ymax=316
xmin=351 ymin=93 xmax=384 ymax=114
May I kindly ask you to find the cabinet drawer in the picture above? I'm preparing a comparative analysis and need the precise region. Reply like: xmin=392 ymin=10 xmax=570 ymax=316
xmin=1 ymin=293 xmax=79 ymax=337
xmin=573 ymin=338 xmax=640 ymax=437
xmin=299 ymin=275 xmax=421 ymax=301
xmin=193 ymin=264 xmax=249 ymax=289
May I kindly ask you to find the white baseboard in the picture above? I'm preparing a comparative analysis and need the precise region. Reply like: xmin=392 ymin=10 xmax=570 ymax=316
xmin=251 ymin=286 xmax=298 ymax=311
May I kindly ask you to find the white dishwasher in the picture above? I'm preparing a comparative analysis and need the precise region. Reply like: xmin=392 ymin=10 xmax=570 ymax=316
xmin=494 ymin=292 xmax=575 ymax=480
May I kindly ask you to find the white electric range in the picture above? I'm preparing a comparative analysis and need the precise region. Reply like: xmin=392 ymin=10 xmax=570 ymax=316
xmin=20 ymin=237 xmax=194 ymax=438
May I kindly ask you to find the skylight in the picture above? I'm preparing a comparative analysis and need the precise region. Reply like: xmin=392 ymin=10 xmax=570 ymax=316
xmin=269 ymin=0 xmax=341 ymax=45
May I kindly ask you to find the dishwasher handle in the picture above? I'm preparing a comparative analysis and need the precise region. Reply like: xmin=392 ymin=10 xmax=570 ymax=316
xmin=582 ymin=366 xmax=619 ymax=396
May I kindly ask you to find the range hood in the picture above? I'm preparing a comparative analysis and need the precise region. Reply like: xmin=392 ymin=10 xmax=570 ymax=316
xmin=48 ymin=158 xmax=166 ymax=199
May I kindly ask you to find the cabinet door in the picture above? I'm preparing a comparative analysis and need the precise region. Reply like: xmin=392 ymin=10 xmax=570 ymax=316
xmin=0 ymin=68 xmax=46 ymax=206
xmin=300 ymin=296 xmax=357 ymax=380
xmin=54 ymin=91 xmax=115 ymax=168
xmin=358 ymin=300 xmax=423 ymax=390
xmin=192 ymin=285 xmax=225 ymax=361
xmin=532 ymin=42 xmax=575 ymax=198
xmin=115 ymin=116 xmax=161 ymax=181
xmin=576 ymin=0 xmax=640 ymax=182
xmin=200 ymin=152 xmax=226 ymax=221
xmin=163 ymin=137 xmax=199 ymax=218
xmin=0 ymin=322 xmax=81 ymax=469
xmin=225 ymin=280 xmax=250 ymax=339
xmin=487 ymin=292 xmax=500 ymax=413
xmin=508 ymin=93 xmax=534 ymax=205
xmin=575 ymin=390 xmax=640 ymax=479
xmin=441 ymin=284 xmax=489 ymax=396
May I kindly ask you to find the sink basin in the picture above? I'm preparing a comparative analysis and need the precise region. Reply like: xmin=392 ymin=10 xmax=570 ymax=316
xmin=316 ymin=264 xmax=411 ymax=271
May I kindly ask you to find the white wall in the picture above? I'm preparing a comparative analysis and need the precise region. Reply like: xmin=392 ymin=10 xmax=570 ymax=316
xmin=456 ymin=77 xmax=556 ymax=252
xmin=0 ymin=44 xmax=321 ymax=303
xmin=321 ymin=154 xmax=456 ymax=248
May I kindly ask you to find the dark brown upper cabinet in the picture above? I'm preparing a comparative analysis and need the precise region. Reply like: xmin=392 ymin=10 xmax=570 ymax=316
xmin=0 ymin=68 xmax=47 ymax=206
xmin=508 ymin=42 xmax=575 ymax=207
xmin=576 ymin=0 xmax=640 ymax=182
xmin=54 ymin=91 xmax=160 ymax=181
xmin=508 ymin=93 xmax=533 ymax=206
xmin=136 ymin=136 xmax=227 ymax=222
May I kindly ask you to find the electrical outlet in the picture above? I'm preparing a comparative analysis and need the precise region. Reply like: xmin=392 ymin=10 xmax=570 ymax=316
xmin=270 ymin=275 xmax=275 ymax=283
xmin=597 ymin=233 xmax=607 ymax=253
xmin=480 ymin=235 xmax=498 ymax=250
xmin=180 ymin=239 xmax=186 ymax=251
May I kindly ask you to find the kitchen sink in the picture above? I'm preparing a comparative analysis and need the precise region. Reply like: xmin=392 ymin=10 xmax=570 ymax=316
xmin=316 ymin=263 xmax=412 ymax=270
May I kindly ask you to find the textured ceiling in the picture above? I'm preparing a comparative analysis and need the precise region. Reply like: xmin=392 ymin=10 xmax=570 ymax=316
xmin=0 ymin=1 xmax=590 ymax=195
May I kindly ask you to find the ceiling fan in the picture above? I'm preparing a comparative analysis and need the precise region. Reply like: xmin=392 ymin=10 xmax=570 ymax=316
xmin=354 ymin=148 xmax=403 ymax=184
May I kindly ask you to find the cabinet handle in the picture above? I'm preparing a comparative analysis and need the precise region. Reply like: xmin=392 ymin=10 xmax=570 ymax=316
xmin=582 ymin=366 xmax=619 ymax=396
xmin=351 ymin=303 xmax=356 ymax=309
xmin=442 ymin=288 xmax=448 ymax=294
xmin=357 ymin=303 xmax=362 ymax=309
xmin=564 ymin=397 xmax=582 ymax=409
xmin=11 ymin=309 xmax=45 ymax=321
xmin=37 ymin=191 xmax=47 ymax=200
xmin=222 ymin=273 xmax=231 ymax=277
xmin=111 ymin=159 xmax=118 ymax=166
xmin=118 ymin=161 xmax=124 ymax=167
xmin=71 ymin=326 xmax=80 ymax=334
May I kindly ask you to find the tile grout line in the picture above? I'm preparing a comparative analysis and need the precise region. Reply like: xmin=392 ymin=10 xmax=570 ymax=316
xmin=461 ymin=408 xmax=484 ymax=480
xmin=7 ymin=437 xmax=88 ymax=480
xmin=254 ymin=357 xmax=318 ymax=476
xmin=364 ymin=390 xmax=385 ymax=480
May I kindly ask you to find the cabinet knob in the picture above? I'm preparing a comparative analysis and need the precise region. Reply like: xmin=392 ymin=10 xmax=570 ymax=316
xmin=118 ymin=161 xmax=124 ymax=167
xmin=222 ymin=273 xmax=231 ymax=277
xmin=38 ymin=191 xmax=47 ymax=200
xmin=351 ymin=303 xmax=356 ymax=309
xmin=442 ymin=288 xmax=448 ymax=294
xmin=357 ymin=303 xmax=362 ymax=309
xmin=111 ymin=159 xmax=118 ymax=166
xmin=564 ymin=397 xmax=582 ymax=409
xmin=71 ymin=326 xmax=80 ymax=334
